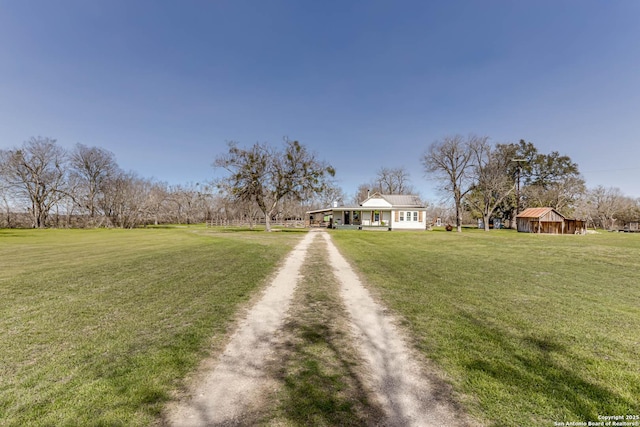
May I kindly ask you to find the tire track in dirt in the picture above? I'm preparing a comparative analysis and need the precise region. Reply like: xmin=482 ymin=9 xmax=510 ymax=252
xmin=166 ymin=230 xmax=477 ymax=426
xmin=262 ymin=231 xmax=386 ymax=425
xmin=165 ymin=231 xmax=316 ymax=426
xmin=322 ymin=231 xmax=476 ymax=427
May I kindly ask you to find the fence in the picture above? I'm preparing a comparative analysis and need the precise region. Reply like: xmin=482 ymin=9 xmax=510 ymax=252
xmin=206 ymin=219 xmax=306 ymax=228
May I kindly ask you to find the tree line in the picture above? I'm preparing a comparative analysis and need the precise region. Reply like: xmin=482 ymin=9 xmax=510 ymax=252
xmin=1 ymin=135 xmax=638 ymax=230
xmin=422 ymin=135 xmax=640 ymax=231
xmin=0 ymin=137 xmax=221 ymax=228
xmin=0 ymin=136 xmax=337 ymax=229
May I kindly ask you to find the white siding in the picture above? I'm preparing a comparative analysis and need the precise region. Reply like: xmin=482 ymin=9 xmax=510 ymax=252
xmin=361 ymin=197 xmax=392 ymax=208
xmin=390 ymin=209 xmax=427 ymax=230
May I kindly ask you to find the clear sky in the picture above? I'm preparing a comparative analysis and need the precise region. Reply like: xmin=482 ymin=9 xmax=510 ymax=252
xmin=1 ymin=1 xmax=639 ymax=201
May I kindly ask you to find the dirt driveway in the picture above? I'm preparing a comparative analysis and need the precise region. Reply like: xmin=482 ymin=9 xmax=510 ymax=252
xmin=165 ymin=230 xmax=476 ymax=426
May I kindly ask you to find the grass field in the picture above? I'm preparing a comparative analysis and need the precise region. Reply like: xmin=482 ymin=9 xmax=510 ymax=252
xmin=3 ymin=226 xmax=639 ymax=426
xmin=0 ymin=226 xmax=302 ymax=427
xmin=330 ymin=228 xmax=640 ymax=426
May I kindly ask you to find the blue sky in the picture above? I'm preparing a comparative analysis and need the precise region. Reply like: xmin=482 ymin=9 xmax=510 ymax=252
xmin=1 ymin=1 xmax=639 ymax=201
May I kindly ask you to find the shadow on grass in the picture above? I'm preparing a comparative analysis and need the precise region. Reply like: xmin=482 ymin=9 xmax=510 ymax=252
xmin=275 ymin=228 xmax=310 ymax=233
xmin=276 ymin=319 xmax=386 ymax=426
xmin=460 ymin=312 xmax=639 ymax=423
xmin=0 ymin=230 xmax=32 ymax=237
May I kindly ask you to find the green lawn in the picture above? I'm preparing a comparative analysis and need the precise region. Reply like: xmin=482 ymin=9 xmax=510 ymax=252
xmin=330 ymin=229 xmax=640 ymax=426
xmin=4 ymin=226 xmax=639 ymax=426
xmin=0 ymin=226 xmax=302 ymax=427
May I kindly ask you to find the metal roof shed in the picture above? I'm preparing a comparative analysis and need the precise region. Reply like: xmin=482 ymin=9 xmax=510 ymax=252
xmin=516 ymin=207 xmax=566 ymax=234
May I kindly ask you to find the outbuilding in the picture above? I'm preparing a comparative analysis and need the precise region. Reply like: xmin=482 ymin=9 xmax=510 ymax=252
xmin=516 ymin=207 xmax=585 ymax=234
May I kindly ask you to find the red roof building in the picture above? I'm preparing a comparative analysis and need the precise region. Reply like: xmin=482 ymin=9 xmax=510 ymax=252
xmin=516 ymin=207 xmax=586 ymax=234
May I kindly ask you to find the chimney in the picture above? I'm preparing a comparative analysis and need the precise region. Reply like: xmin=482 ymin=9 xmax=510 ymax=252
xmin=333 ymin=200 xmax=338 ymax=208
xmin=367 ymin=189 xmax=370 ymax=198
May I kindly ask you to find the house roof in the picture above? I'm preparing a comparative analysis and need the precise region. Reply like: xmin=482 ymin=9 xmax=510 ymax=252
xmin=360 ymin=193 xmax=425 ymax=208
xmin=306 ymin=193 xmax=425 ymax=215
xmin=516 ymin=207 xmax=565 ymax=219
xmin=378 ymin=194 xmax=424 ymax=207
xmin=306 ymin=205 xmax=361 ymax=215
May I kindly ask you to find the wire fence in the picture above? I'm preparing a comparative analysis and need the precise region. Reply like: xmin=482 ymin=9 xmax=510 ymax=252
xmin=206 ymin=219 xmax=307 ymax=228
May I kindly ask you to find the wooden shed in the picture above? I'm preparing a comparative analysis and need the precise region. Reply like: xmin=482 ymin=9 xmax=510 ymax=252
xmin=565 ymin=218 xmax=587 ymax=234
xmin=516 ymin=207 xmax=566 ymax=234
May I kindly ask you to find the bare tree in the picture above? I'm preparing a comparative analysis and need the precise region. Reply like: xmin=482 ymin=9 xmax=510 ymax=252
xmin=69 ymin=143 xmax=119 ymax=226
xmin=0 ymin=137 xmax=68 ymax=228
xmin=146 ymin=181 xmax=169 ymax=225
xmin=167 ymin=184 xmax=189 ymax=224
xmin=314 ymin=182 xmax=346 ymax=208
xmin=99 ymin=171 xmax=152 ymax=228
xmin=524 ymin=175 xmax=585 ymax=216
xmin=466 ymin=142 xmax=515 ymax=231
xmin=375 ymin=166 xmax=414 ymax=194
xmin=167 ymin=183 xmax=212 ymax=225
xmin=585 ymin=186 xmax=627 ymax=230
xmin=214 ymin=139 xmax=335 ymax=232
xmin=618 ymin=197 xmax=640 ymax=227
xmin=422 ymin=135 xmax=485 ymax=232
xmin=352 ymin=167 xmax=415 ymax=204
xmin=195 ymin=182 xmax=216 ymax=224
xmin=236 ymin=199 xmax=263 ymax=229
xmin=0 ymin=165 xmax=16 ymax=227
xmin=352 ymin=183 xmax=374 ymax=204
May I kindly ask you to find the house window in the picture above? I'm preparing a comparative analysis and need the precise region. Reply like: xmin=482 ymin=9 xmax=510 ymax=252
xmin=413 ymin=212 xmax=418 ymax=221
xmin=399 ymin=212 xmax=404 ymax=221
xmin=406 ymin=211 xmax=412 ymax=221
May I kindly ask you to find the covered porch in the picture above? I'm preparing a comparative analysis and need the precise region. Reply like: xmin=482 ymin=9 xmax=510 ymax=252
xmin=306 ymin=207 xmax=392 ymax=230
xmin=334 ymin=207 xmax=391 ymax=229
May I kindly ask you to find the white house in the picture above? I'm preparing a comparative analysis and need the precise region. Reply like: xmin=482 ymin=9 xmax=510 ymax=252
xmin=307 ymin=193 xmax=428 ymax=231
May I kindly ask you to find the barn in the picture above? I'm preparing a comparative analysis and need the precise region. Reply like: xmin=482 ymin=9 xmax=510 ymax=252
xmin=516 ymin=207 xmax=586 ymax=234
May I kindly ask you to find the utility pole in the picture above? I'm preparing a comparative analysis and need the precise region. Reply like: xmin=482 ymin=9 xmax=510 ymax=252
xmin=511 ymin=158 xmax=527 ymax=227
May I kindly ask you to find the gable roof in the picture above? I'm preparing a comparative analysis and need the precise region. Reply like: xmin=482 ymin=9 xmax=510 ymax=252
xmin=306 ymin=193 xmax=426 ymax=215
xmin=379 ymin=194 xmax=424 ymax=207
xmin=360 ymin=193 xmax=425 ymax=208
xmin=516 ymin=207 xmax=565 ymax=219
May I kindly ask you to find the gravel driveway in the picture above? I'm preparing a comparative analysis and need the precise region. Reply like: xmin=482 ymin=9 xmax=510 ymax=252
xmin=165 ymin=230 xmax=475 ymax=426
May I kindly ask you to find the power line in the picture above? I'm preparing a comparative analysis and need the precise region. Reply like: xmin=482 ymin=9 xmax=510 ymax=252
xmin=583 ymin=167 xmax=640 ymax=174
